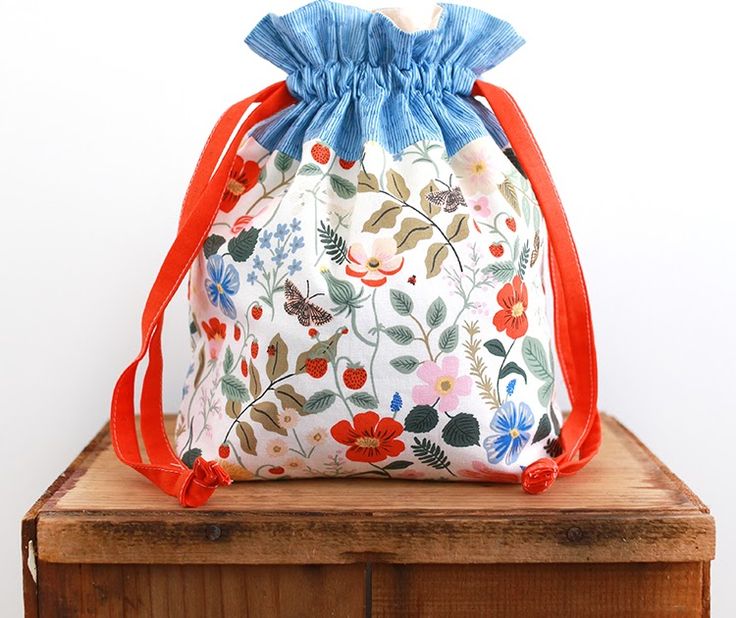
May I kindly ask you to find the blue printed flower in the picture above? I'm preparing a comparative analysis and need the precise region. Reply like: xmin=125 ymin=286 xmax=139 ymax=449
xmin=252 ymin=255 xmax=265 ymax=271
xmin=246 ymin=271 xmax=258 ymax=285
xmin=204 ymin=255 xmax=240 ymax=319
xmin=506 ymin=379 xmax=517 ymax=397
xmin=289 ymin=217 xmax=301 ymax=232
xmin=390 ymin=392 xmax=403 ymax=413
xmin=272 ymin=246 xmax=289 ymax=266
xmin=290 ymin=235 xmax=305 ymax=253
xmin=483 ymin=401 xmax=534 ymax=465
xmin=274 ymin=223 xmax=289 ymax=241
xmin=259 ymin=230 xmax=273 ymax=249
xmin=287 ymin=258 xmax=302 ymax=276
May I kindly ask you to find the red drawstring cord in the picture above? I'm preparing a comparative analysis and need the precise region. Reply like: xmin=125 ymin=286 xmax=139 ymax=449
xmin=473 ymin=81 xmax=601 ymax=494
xmin=110 ymin=82 xmax=296 ymax=507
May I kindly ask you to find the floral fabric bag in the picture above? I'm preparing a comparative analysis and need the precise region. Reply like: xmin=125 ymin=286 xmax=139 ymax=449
xmin=111 ymin=0 xmax=601 ymax=507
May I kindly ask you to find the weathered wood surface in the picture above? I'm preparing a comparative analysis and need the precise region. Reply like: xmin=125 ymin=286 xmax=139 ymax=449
xmin=31 ymin=414 xmax=715 ymax=566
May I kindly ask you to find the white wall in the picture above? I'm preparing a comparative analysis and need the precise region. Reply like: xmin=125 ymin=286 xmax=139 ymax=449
xmin=1 ymin=1 xmax=734 ymax=615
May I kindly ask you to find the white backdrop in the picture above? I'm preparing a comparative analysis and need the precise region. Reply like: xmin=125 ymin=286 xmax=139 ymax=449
xmin=1 ymin=1 xmax=734 ymax=615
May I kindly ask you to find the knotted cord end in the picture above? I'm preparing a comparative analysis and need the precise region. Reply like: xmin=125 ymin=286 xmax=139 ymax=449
xmin=521 ymin=457 xmax=559 ymax=495
xmin=177 ymin=457 xmax=232 ymax=508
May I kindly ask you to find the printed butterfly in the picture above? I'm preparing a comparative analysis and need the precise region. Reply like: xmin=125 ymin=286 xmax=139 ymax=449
xmin=426 ymin=186 xmax=466 ymax=213
xmin=283 ymin=279 xmax=333 ymax=327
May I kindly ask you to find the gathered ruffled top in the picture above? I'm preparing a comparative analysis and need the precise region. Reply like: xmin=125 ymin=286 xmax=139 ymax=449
xmin=246 ymin=1 xmax=525 ymax=161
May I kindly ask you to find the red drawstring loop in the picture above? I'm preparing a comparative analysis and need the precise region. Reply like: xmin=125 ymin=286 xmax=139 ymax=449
xmin=521 ymin=458 xmax=559 ymax=494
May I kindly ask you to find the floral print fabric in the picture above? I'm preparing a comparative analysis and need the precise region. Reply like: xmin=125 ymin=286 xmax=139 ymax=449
xmin=175 ymin=133 xmax=561 ymax=482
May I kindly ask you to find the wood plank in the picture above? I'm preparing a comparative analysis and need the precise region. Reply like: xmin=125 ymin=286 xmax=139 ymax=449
xmin=46 ymin=415 xmax=705 ymax=514
xmin=37 ymin=563 xmax=365 ymax=617
xmin=33 ymin=415 xmax=715 ymax=565
xmin=371 ymin=562 xmax=707 ymax=617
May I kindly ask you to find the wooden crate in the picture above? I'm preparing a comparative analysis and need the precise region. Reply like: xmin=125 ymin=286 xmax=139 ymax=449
xmin=22 ymin=414 xmax=715 ymax=617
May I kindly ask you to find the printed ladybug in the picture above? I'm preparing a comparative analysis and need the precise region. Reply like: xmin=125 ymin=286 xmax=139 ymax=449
xmin=407 ymin=275 xmax=417 ymax=285
xmin=342 ymin=363 xmax=368 ymax=390
xmin=310 ymin=143 xmax=331 ymax=165
xmin=267 ymin=344 xmax=276 ymax=357
xmin=305 ymin=357 xmax=328 ymax=378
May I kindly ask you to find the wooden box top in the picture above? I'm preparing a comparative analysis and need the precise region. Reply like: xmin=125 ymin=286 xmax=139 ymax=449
xmin=24 ymin=414 xmax=715 ymax=566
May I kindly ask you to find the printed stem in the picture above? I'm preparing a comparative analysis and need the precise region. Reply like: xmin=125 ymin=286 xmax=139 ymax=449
xmin=496 ymin=339 xmax=517 ymax=397
xmin=245 ymin=177 xmax=291 ymax=216
xmin=350 ymin=309 xmax=377 ymax=347
xmin=223 ymin=372 xmax=296 ymax=442
xmin=331 ymin=355 xmax=355 ymax=419
xmin=368 ymin=289 xmax=381 ymax=401
xmin=409 ymin=313 xmax=435 ymax=362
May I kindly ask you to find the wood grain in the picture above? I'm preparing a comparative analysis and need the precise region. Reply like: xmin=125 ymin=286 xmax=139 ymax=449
xmin=33 ymin=415 xmax=715 ymax=565
xmin=371 ymin=562 xmax=708 ymax=617
xmin=38 ymin=563 xmax=365 ymax=618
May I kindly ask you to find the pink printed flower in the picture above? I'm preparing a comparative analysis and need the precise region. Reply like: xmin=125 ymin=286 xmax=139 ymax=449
xmin=469 ymin=196 xmax=491 ymax=218
xmin=412 ymin=355 xmax=472 ymax=412
xmin=459 ymin=461 xmax=520 ymax=483
xmin=452 ymin=140 xmax=506 ymax=196
xmin=230 ymin=203 xmax=270 ymax=235
xmin=346 ymin=238 xmax=404 ymax=287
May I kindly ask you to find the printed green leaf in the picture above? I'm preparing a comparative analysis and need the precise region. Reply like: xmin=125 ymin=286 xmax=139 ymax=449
xmin=228 ymin=227 xmax=260 ymax=262
xmin=498 ymin=361 xmax=528 ymax=383
xmin=298 ymin=162 xmax=322 ymax=176
xmin=483 ymin=339 xmax=506 ymax=357
xmin=438 ymin=325 xmax=459 ymax=353
xmin=425 ymin=242 xmax=449 ymax=279
xmin=404 ymin=405 xmax=439 ymax=433
xmin=384 ymin=325 xmax=414 ymax=345
xmin=420 ymin=181 xmax=441 ymax=218
xmin=274 ymin=384 xmax=307 ymax=415
xmin=303 ymin=389 xmax=337 ymax=413
xmin=390 ymin=355 xmax=422 ymax=374
xmin=532 ymin=413 xmax=552 ymax=444
xmin=386 ymin=168 xmax=410 ymax=201
xmin=274 ymin=151 xmax=294 ymax=173
xmin=538 ymin=379 xmax=555 ymax=407
xmin=394 ymin=217 xmax=433 ymax=253
xmin=362 ymin=201 xmax=402 ymax=233
xmin=248 ymin=361 xmax=262 ymax=398
xmin=266 ymin=333 xmax=289 ymax=381
xmin=223 ymin=346 xmax=234 ymax=374
xmin=357 ymin=169 xmax=380 ymax=192
xmin=483 ymin=260 xmax=515 ymax=283
xmin=499 ymin=178 xmax=521 ymax=215
xmin=250 ymin=401 xmax=287 ymax=436
xmin=533 ymin=204 xmax=541 ymax=231
xmin=296 ymin=332 xmax=342 ymax=373
xmin=411 ymin=438 xmax=452 ymax=472
xmin=221 ymin=374 xmax=249 ymax=402
xmin=181 ymin=448 xmax=202 ymax=469
xmin=446 ymin=213 xmax=469 ymax=243
xmin=329 ymin=174 xmax=357 ymax=199
xmin=318 ymin=220 xmax=348 ymax=264
xmin=522 ymin=196 xmax=531 ymax=225
xmin=383 ymin=460 xmax=414 ymax=471
xmin=389 ymin=289 xmax=414 ymax=316
xmin=518 ymin=241 xmax=530 ymax=279
xmin=203 ymin=234 xmax=226 ymax=259
xmin=522 ymin=337 xmax=553 ymax=382
xmin=347 ymin=392 xmax=379 ymax=408
xmin=225 ymin=399 xmax=242 ymax=419
xmin=236 ymin=421 xmax=258 ymax=455
xmin=442 ymin=412 xmax=480 ymax=447
xmin=426 ymin=297 xmax=447 ymax=328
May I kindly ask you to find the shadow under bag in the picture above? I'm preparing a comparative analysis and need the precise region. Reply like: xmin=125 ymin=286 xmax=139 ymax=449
xmin=111 ymin=1 xmax=601 ymax=507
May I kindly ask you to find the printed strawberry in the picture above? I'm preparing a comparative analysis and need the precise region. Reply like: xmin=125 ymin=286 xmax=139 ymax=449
xmin=505 ymin=217 xmax=517 ymax=232
xmin=304 ymin=357 xmax=328 ymax=379
xmin=489 ymin=243 xmax=504 ymax=257
xmin=339 ymin=158 xmax=356 ymax=169
xmin=234 ymin=325 xmax=241 ymax=341
xmin=341 ymin=327 xmax=349 ymax=335
xmin=310 ymin=143 xmax=331 ymax=165
xmin=241 ymin=359 xmax=248 ymax=377
xmin=251 ymin=340 xmax=259 ymax=359
xmin=268 ymin=466 xmax=285 ymax=475
xmin=308 ymin=328 xmax=319 ymax=338
xmin=342 ymin=363 xmax=367 ymax=390
xmin=218 ymin=444 xmax=230 ymax=459
xmin=251 ymin=304 xmax=263 ymax=320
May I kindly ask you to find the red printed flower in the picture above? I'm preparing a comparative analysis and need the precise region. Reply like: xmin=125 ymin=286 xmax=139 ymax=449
xmin=330 ymin=411 xmax=405 ymax=463
xmin=201 ymin=318 xmax=227 ymax=359
xmin=221 ymin=155 xmax=260 ymax=213
xmin=492 ymin=275 xmax=529 ymax=339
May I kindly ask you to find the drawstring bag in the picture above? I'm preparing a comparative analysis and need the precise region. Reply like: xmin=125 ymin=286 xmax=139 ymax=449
xmin=111 ymin=0 xmax=601 ymax=507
